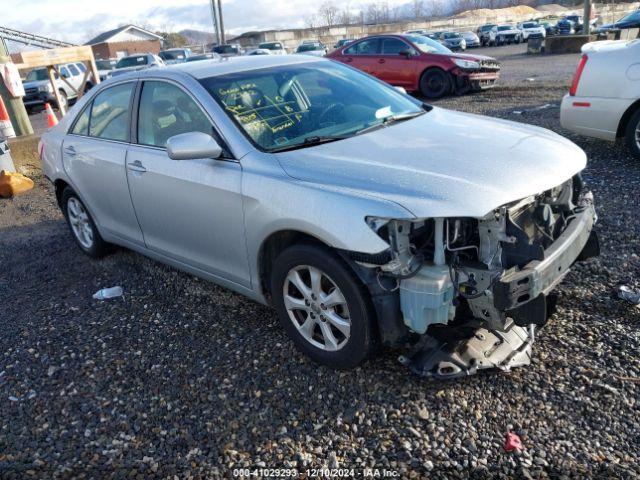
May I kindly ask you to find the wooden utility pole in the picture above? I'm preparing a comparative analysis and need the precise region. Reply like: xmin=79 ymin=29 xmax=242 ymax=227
xmin=583 ymin=0 xmax=592 ymax=36
xmin=217 ymin=0 xmax=226 ymax=44
xmin=210 ymin=0 xmax=220 ymax=45
xmin=0 ymin=40 xmax=33 ymax=136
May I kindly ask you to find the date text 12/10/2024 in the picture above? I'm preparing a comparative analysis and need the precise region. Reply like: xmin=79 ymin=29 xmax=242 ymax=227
xmin=233 ymin=468 xmax=402 ymax=478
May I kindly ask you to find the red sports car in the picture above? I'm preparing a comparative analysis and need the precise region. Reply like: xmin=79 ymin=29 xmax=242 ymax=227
xmin=326 ymin=33 xmax=500 ymax=99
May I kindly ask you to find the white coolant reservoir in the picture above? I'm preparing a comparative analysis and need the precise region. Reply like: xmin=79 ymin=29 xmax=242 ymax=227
xmin=399 ymin=264 xmax=455 ymax=334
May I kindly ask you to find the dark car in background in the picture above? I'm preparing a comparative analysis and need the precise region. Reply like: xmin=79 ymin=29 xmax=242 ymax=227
xmin=185 ymin=52 xmax=222 ymax=62
xmin=597 ymin=9 xmax=640 ymax=33
xmin=159 ymin=48 xmax=192 ymax=64
xmin=439 ymin=32 xmax=466 ymax=51
xmin=212 ymin=44 xmax=242 ymax=57
xmin=327 ymin=34 xmax=500 ymax=98
xmin=477 ymin=23 xmax=497 ymax=46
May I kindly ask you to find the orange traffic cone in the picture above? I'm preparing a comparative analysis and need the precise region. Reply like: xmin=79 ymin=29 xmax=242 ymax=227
xmin=0 ymin=96 xmax=15 ymax=138
xmin=45 ymin=103 xmax=58 ymax=128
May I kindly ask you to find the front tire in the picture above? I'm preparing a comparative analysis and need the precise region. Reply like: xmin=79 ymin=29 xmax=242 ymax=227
xmin=61 ymin=188 xmax=112 ymax=258
xmin=270 ymin=243 xmax=375 ymax=369
xmin=419 ymin=68 xmax=451 ymax=99
xmin=625 ymin=109 xmax=640 ymax=160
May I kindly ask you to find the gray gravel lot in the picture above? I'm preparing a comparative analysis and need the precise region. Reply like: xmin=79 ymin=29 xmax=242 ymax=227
xmin=1 ymin=44 xmax=639 ymax=478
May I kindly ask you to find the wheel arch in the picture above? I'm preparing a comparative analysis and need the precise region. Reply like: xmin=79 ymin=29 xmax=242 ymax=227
xmin=257 ymin=229 xmax=333 ymax=303
xmin=54 ymin=178 xmax=71 ymax=208
xmin=616 ymin=99 xmax=640 ymax=138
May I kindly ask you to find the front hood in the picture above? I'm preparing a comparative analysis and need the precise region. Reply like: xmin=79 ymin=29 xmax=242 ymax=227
xmin=450 ymin=52 xmax=495 ymax=62
xmin=23 ymin=80 xmax=49 ymax=89
xmin=274 ymin=107 xmax=586 ymax=218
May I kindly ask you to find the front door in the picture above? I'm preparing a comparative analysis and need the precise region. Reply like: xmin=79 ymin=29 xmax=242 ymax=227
xmin=125 ymin=80 xmax=250 ymax=286
xmin=375 ymin=37 xmax=417 ymax=87
xmin=339 ymin=37 xmax=381 ymax=77
xmin=62 ymin=81 xmax=144 ymax=245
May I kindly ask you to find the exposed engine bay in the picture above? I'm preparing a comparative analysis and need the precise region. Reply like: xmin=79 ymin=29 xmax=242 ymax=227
xmin=352 ymin=176 xmax=599 ymax=379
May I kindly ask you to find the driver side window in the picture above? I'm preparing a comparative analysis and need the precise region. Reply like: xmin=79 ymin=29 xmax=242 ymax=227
xmin=138 ymin=81 xmax=213 ymax=148
xmin=380 ymin=38 xmax=410 ymax=55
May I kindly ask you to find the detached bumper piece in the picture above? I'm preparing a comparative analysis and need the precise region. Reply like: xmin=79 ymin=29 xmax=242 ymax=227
xmin=400 ymin=321 xmax=535 ymax=380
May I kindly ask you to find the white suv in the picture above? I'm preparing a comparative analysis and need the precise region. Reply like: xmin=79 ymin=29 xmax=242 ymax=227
xmin=560 ymin=40 xmax=640 ymax=160
xmin=518 ymin=21 xmax=547 ymax=40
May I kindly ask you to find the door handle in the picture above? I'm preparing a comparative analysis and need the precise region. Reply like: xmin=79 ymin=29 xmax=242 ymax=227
xmin=64 ymin=146 xmax=76 ymax=156
xmin=378 ymin=59 xmax=385 ymax=64
xmin=127 ymin=160 xmax=147 ymax=173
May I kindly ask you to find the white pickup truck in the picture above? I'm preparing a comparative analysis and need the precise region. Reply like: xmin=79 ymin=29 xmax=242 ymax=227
xmin=22 ymin=62 xmax=91 ymax=112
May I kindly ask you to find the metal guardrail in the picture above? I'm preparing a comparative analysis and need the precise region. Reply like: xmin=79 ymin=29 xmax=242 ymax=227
xmin=0 ymin=26 xmax=76 ymax=49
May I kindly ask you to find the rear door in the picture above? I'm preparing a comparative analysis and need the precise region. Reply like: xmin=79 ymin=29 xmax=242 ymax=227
xmin=62 ymin=81 xmax=144 ymax=245
xmin=338 ymin=38 xmax=381 ymax=76
xmin=375 ymin=37 xmax=418 ymax=87
xmin=125 ymin=79 xmax=249 ymax=286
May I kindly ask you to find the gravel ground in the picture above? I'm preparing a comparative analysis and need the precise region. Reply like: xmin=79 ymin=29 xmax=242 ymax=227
xmin=1 ymin=45 xmax=639 ymax=478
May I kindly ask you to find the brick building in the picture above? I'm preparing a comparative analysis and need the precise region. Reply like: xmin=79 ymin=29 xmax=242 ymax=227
xmin=86 ymin=25 xmax=162 ymax=60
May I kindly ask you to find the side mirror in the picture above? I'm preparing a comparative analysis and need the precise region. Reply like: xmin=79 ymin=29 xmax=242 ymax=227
xmin=167 ymin=132 xmax=223 ymax=160
xmin=399 ymin=49 xmax=414 ymax=58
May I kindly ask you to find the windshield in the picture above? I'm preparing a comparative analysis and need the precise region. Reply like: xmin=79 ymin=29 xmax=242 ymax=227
xmin=297 ymin=44 xmax=321 ymax=52
xmin=26 ymin=68 xmax=49 ymax=81
xmin=405 ymin=35 xmax=451 ymax=54
xmin=498 ymin=26 xmax=512 ymax=31
xmin=442 ymin=32 xmax=460 ymax=39
xmin=95 ymin=60 xmax=115 ymax=70
xmin=116 ymin=56 xmax=148 ymax=68
xmin=159 ymin=50 xmax=187 ymax=61
xmin=259 ymin=42 xmax=282 ymax=50
xmin=481 ymin=24 xmax=496 ymax=31
xmin=522 ymin=23 xmax=537 ymax=28
xmin=199 ymin=61 xmax=423 ymax=152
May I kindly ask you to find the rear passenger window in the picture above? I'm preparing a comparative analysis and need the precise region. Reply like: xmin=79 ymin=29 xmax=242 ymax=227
xmin=344 ymin=38 xmax=380 ymax=55
xmin=76 ymin=63 xmax=86 ymax=72
xmin=67 ymin=64 xmax=80 ymax=76
xmin=137 ymin=81 xmax=213 ymax=148
xmin=89 ymin=83 xmax=134 ymax=142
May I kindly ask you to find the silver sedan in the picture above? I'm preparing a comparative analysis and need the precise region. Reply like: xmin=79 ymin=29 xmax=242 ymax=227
xmin=40 ymin=55 xmax=598 ymax=377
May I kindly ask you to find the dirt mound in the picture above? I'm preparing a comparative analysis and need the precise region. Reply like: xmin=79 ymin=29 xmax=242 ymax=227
xmin=454 ymin=5 xmax=538 ymax=19
xmin=536 ymin=3 xmax=568 ymax=13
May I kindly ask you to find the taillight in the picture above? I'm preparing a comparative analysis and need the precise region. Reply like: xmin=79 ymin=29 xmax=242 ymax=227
xmin=569 ymin=54 xmax=588 ymax=96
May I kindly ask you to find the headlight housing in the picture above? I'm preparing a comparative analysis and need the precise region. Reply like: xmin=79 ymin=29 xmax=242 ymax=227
xmin=37 ymin=84 xmax=53 ymax=93
xmin=452 ymin=58 xmax=480 ymax=69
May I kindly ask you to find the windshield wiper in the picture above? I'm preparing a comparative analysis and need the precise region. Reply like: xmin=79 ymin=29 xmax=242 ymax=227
xmin=269 ymin=135 xmax=349 ymax=153
xmin=355 ymin=111 xmax=426 ymax=136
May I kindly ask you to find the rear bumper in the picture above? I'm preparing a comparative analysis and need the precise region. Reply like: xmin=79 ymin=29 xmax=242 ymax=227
xmin=493 ymin=201 xmax=598 ymax=311
xmin=560 ymin=94 xmax=630 ymax=142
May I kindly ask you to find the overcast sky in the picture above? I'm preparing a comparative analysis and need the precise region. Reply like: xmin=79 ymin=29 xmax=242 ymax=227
xmin=8 ymin=0 xmax=415 ymax=49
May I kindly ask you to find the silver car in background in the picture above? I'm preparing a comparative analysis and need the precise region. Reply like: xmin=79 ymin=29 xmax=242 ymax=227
xmin=39 ymin=55 xmax=599 ymax=378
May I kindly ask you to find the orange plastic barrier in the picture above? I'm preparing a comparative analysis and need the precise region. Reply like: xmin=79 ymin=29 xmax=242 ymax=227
xmin=0 ymin=170 xmax=34 ymax=197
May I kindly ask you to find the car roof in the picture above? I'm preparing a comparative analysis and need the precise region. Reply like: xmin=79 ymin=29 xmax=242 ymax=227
xmin=158 ymin=54 xmax=325 ymax=79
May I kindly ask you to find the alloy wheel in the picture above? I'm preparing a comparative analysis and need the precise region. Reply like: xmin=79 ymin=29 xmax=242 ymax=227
xmin=282 ymin=265 xmax=351 ymax=351
xmin=67 ymin=197 xmax=94 ymax=249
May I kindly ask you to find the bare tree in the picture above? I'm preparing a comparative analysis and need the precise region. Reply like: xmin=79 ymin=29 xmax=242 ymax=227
xmin=318 ymin=1 xmax=340 ymax=26
xmin=411 ymin=0 xmax=424 ymax=19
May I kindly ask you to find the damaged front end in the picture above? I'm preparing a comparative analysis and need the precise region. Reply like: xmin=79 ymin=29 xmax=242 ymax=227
xmin=355 ymin=176 xmax=599 ymax=379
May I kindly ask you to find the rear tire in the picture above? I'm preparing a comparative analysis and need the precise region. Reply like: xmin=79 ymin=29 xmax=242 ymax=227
xmin=625 ymin=109 xmax=640 ymax=160
xmin=419 ymin=68 xmax=451 ymax=99
xmin=270 ymin=243 xmax=376 ymax=369
xmin=61 ymin=188 xmax=112 ymax=258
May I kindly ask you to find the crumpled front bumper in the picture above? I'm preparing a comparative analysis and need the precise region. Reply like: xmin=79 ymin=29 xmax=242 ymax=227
xmin=493 ymin=200 xmax=598 ymax=312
